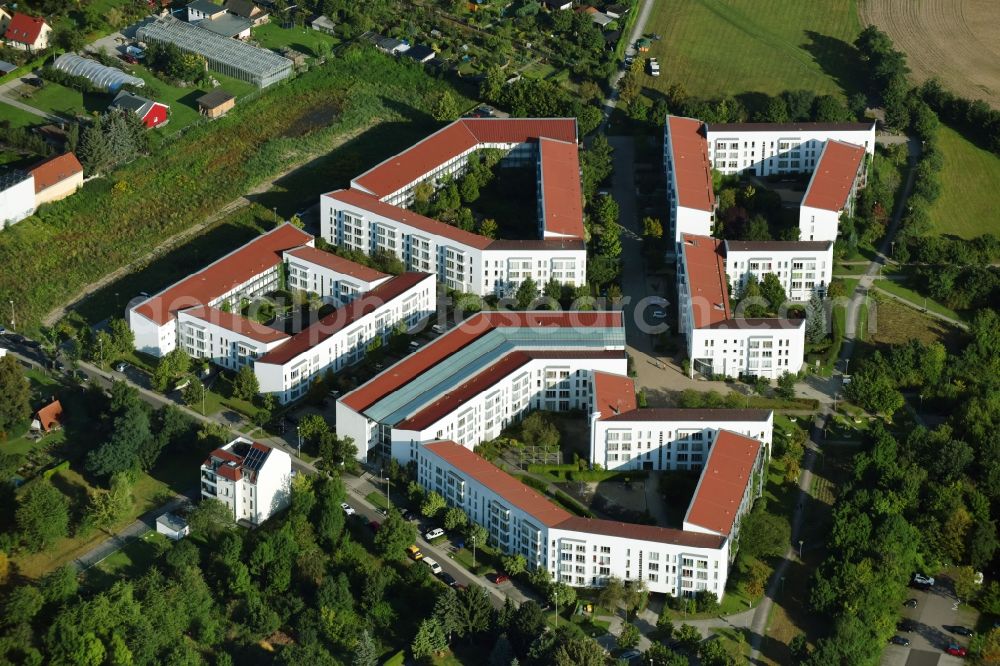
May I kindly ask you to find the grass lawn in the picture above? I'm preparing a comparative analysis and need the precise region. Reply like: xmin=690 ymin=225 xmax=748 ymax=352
xmin=872 ymin=279 xmax=963 ymax=322
xmin=642 ymin=0 xmax=862 ymax=100
xmin=18 ymin=81 xmax=111 ymax=119
xmin=929 ymin=125 xmax=1000 ymax=238
xmin=252 ymin=23 xmax=339 ymax=57
xmin=0 ymin=102 xmax=45 ymax=128
xmin=83 ymin=530 xmax=169 ymax=591
xmin=832 ymin=262 xmax=869 ymax=277
xmin=867 ymin=295 xmax=965 ymax=350
xmin=365 ymin=490 xmax=389 ymax=510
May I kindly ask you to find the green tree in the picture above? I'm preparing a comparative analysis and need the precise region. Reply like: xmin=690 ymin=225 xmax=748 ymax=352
xmin=457 ymin=584 xmax=493 ymax=636
xmin=760 ymin=273 xmax=787 ymax=313
xmin=520 ymin=411 xmax=560 ymax=449
xmin=617 ymin=623 xmax=640 ymax=650
xmin=597 ymin=576 xmax=625 ymax=616
xmin=107 ymin=318 xmax=135 ymax=358
xmin=86 ymin=471 xmax=134 ymax=530
xmin=40 ymin=564 xmax=79 ymax=604
xmin=443 ymin=507 xmax=468 ymax=531
xmin=776 ymin=371 xmax=797 ymax=400
xmin=479 ymin=218 xmax=499 ymax=239
xmin=489 ymin=634 xmax=514 ymax=666
xmin=3 ymin=584 xmax=44 ymax=626
xmin=553 ymin=633 xmax=608 ymax=666
xmin=411 ymin=617 xmax=448 ymax=662
xmin=353 ymin=629 xmax=378 ymax=666
xmin=182 ymin=378 xmax=205 ymax=411
xmin=460 ymin=175 xmax=480 ymax=203
xmin=648 ymin=643 xmax=688 ymax=666
xmin=481 ymin=66 xmax=505 ymax=102
xmin=736 ymin=275 xmax=768 ymax=318
xmin=374 ymin=508 xmax=415 ymax=561
xmin=552 ymin=581 xmax=576 ymax=610
xmin=805 ymin=292 xmax=828 ymax=343
xmin=675 ymin=623 xmax=701 ymax=651
xmin=298 ymin=413 xmax=331 ymax=444
xmin=433 ymin=587 xmax=462 ymax=641
xmin=16 ymin=480 xmax=70 ymax=552
xmin=514 ymin=276 xmax=539 ymax=309
xmin=188 ymin=498 xmax=234 ymax=536
xmin=233 ymin=365 xmax=259 ymax=401
xmin=0 ymin=355 xmax=30 ymax=434
xmin=845 ymin=354 xmax=904 ymax=415
xmin=433 ymin=91 xmax=460 ymax=122
xmin=86 ymin=399 xmax=153 ymax=477
xmin=642 ymin=216 xmax=664 ymax=238
xmin=421 ymin=491 xmax=446 ymax=518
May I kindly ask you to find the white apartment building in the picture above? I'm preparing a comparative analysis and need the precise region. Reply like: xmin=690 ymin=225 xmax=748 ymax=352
xmin=129 ymin=223 xmax=313 ymax=357
xmin=320 ymin=118 xmax=587 ymax=295
xmin=724 ymin=240 xmax=833 ymax=301
xmin=678 ymin=234 xmax=805 ymax=379
xmin=799 ymin=140 xmax=869 ymax=241
xmin=663 ymin=115 xmax=715 ymax=242
xmin=177 ymin=305 xmax=290 ymax=372
xmin=0 ymin=170 xmax=35 ymax=228
xmin=336 ymin=311 xmax=626 ymax=462
xmin=418 ymin=437 xmax=765 ymax=597
xmin=254 ymin=272 xmax=435 ymax=404
xmin=703 ymin=121 xmax=874 ymax=177
xmin=283 ymin=245 xmax=390 ymax=306
xmin=199 ymin=437 xmax=291 ymax=525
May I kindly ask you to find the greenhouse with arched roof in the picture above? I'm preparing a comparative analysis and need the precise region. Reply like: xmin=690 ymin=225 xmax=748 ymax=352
xmin=53 ymin=54 xmax=145 ymax=93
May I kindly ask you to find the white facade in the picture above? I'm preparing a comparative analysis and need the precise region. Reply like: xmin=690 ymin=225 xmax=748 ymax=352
xmin=798 ymin=204 xmax=841 ymax=243
xmin=199 ymin=437 xmax=291 ymax=525
xmin=0 ymin=172 xmax=35 ymax=228
xmin=724 ymin=240 xmax=833 ymax=301
xmin=704 ymin=122 xmax=875 ymax=176
xmin=176 ymin=308 xmax=289 ymax=373
xmin=590 ymin=409 xmax=773 ymax=472
xmin=284 ymin=248 xmax=390 ymax=306
xmin=663 ymin=116 xmax=715 ymax=243
xmin=254 ymin=273 xmax=435 ymax=404
xmin=391 ymin=355 xmax=628 ymax=465
xmin=686 ymin=322 xmax=805 ymax=380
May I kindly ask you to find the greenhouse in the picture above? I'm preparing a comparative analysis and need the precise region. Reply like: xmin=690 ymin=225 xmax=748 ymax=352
xmin=136 ymin=17 xmax=292 ymax=89
xmin=52 ymin=54 xmax=145 ymax=93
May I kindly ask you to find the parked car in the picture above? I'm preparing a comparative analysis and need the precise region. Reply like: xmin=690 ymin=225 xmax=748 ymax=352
xmin=424 ymin=528 xmax=445 ymax=541
xmin=897 ymin=619 xmax=916 ymax=632
xmin=423 ymin=558 xmax=442 ymax=575
xmin=620 ymin=649 xmax=642 ymax=662
xmin=439 ymin=572 xmax=457 ymax=587
xmin=912 ymin=573 xmax=935 ymax=586
xmin=903 ymin=598 xmax=918 ymax=608
xmin=408 ymin=341 xmax=421 ymax=352
xmin=488 ymin=572 xmax=509 ymax=585
xmin=431 ymin=324 xmax=445 ymax=335
xmin=406 ymin=545 xmax=424 ymax=561
xmin=947 ymin=626 xmax=974 ymax=637
xmin=340 ymin=503 xmax=356 ymax=516
xmin=946 ymin=643 xmax=968 ymax=657
xmin=367 ymin=520 xmax=381 ymax=532
xmin=120 ymin=53 xmax=138 ymax=64
xmin=889 ymin=636 xmax=910 ymax=647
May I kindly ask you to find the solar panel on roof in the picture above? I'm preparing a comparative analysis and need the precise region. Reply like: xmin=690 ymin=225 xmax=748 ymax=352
xmin=242 ymin=445 xmax=268 ymax=473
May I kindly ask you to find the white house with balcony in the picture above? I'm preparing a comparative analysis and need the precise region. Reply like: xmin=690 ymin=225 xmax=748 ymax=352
xmin=200 ymin=437 xmax=291 ymax=525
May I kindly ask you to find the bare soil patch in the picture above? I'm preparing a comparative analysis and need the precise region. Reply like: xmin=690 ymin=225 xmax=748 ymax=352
xmin=859 ymin=0 xmax=1000 ymax=108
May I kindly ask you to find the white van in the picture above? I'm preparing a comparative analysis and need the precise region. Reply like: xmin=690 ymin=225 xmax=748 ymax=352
xmin=423 ymin=557 xmax=442 ymax=575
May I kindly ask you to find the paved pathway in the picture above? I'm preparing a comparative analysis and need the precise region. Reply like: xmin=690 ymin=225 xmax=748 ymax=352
xmin=599 ymin=0 xmax=657 ymax=130
xmin=0 ymin=75 xmax=66 ymax=122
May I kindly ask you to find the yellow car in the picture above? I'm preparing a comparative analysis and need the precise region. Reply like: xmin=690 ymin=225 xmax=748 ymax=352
xmin=407 ymin=545 xmax=424 ymax=561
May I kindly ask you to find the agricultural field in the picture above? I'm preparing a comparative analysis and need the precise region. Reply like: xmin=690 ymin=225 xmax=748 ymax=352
xmin=859 ymin=0 xmax=1000 ymax=109
xmin=642 ymin=0 xmax=862 ymax=100
xmin=928 ymin=124 xmax=1000 ymax=238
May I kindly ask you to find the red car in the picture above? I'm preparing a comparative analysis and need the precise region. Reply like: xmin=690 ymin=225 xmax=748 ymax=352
xmin=488 ymin=572 xmax=509 ymax=584
xmin=946 ymin=644 xmax=967 ymax=657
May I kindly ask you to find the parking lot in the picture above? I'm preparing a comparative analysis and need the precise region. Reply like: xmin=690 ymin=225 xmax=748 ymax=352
xmin=882 ymin=577 xmax=979 ymax=666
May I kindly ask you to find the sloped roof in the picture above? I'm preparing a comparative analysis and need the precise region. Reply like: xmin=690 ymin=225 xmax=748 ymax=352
xmin=665 ymin=115 xmax=714 ymax=212
xmin=537 ymin=138 xmax=584 ymax=238
xmin=196 ymin=89 xmax=235 ymax=109
xmin=29 ymin=153 xmax=82 ymax=193
xmin=284 ymin=245 xmax=389 ymax=282
xmin=683 ymin=430 xmax=762 ymax=536
xmin=681 ymin=234 xmax=730 ymax=328
xmin=802 ymin=140 xmax=867 ymax=212
xmin=592 ymin=371 xmax=636 ymax=419
xmin=4 ymin=13 xmax=46 ymax=45
xmin=34 ymin=399 xmax=63 ymax=433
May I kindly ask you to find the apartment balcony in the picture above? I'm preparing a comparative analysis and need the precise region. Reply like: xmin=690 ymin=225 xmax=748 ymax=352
xmin=201 ymin=484 xmax=217 ymax=497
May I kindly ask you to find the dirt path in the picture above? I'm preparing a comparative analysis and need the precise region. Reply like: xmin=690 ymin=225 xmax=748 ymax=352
xmin=42 ymin=123 xmax=373 ymax=327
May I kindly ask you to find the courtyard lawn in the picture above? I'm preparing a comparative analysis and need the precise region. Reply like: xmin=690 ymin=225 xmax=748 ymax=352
xmin=18 ymin=81 xmax=111 ymax=119
xmin=929 ymin=124 xmax=1000 ymax=238
xmin=252 ymin=22 xmax=339 ymax=57
xmin=643 ymin=0 xmax=862 ymax=100
xmin=0 ymin=101 xmax=45 ymax=128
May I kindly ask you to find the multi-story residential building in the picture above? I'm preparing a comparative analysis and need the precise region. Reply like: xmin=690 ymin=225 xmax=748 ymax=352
xmin=663 ymin=115 xmax=715 ymax=242
xmin=283 ymin=245 xmax=390 ymax=306
xmin=798 ymin=140 xmax=869 ymax=241
xmin=418 ymin=436 xmax=764 ymax=597
xmin=703 ymin=121 xmax=874 ymax=177
xmin=253 ymin=272 xmax=435 ymax=404
xmin=129 ymin=223 xmax=313 ymax=357
xmin=589 ymin=373 xmax=773 ymax=471
xmin=678 ymin=234 xmax=805 ymax=379
xmin=336 ymin=311 xmax=626 ymax=462
xmin=724 ymin=240 xmax=833 ymax=301
xmin=177 ymin=305 xmax=291 ymax=373
xmin=199 ymin=437 xmax=291 ymax=525
xmin=321 ymin=118 xmax=587 ymax=295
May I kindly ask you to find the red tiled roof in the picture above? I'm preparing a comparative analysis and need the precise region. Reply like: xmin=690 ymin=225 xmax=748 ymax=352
xmin=538 ymin=138 xmax=584 ymax=238
xmin=802 ymin=140 xmax=866 ymax=212
xmin=216 ymin=464 xmax=242 ymax=482
xmin=397 ymin=350 xmax=626 ymax=431
xmin=683 ymin=430 xmax=762 ymax=536
xmin=133 ymin=224 xmax=312 ymax=326
xmin=603 ymin=408 xmax=772 ymax=422
xmin=181 ymin=305 xmax=290 ymax=344
xmin=340 ymin=311 xmax=625 ymax=412
xmin=34 ymin=399 xmax=63 ymax=433
xmin=29 ymin=153 xmax=82 ymax=193
xmin=5 ymin=13 xmax=46 ymax=45
xmin=681 ymin=234 xmax=730 ymax=328
xmin=284 ymin=246 xmax=389 ymax=283
xmin=325 ymin=189 xmax=494 ymax=250
xmin=423 ymin=441 xmax=574 ymax=527
xmin=461 ymin=118 xmax=577 ymax=147
xmin=555 ymin=516 xmax=726 ymax=549
xmin=256 ymin=273 xmax=433 ymax=366
xmin=209 ymin=448 xmax=244 ymax=465
xmin=592 ymin=371 xmax=636 ymax=419
xmin=666 ymin=116 xmax=714 ymax=212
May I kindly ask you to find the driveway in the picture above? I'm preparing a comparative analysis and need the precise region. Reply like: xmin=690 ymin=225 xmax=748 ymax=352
xmin=882 ymin=579 xmax=978 ymax=666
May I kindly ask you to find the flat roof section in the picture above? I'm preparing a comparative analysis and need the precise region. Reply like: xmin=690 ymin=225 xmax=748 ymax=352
xmin=424 ymin=441 xmax=574 ymax=527
xmin=603 ymin=407 xmax=772 ymax=423
xmin=133 ymin=224 xmax=312 ymax=326
xmin=181 ymin=305 xmax=290 ymax=344
xmin=538 ymin=137 xmax=585 ymax=239
xmin=666 ymin=116 xmax=715 ymax=213
xmin=681 ymin=234 xmax=730 ymax=328
xmin=705 ymin=121 xmax=875 ymax=133
xmin=683 ymin=430 xmax=762 ymax=536
xmin=284 ymin=245 xmax=389 ymax=283
xmin=802 ymin=140 xmax=867 ymax=212
xmin=723 ymin=240 xmax=833 ymax=253
xmin=592 ymin=371 xmax=637 ymax=419
xmin=340 ymin=311 xmax=625 ymax=414
xmin=256 ymin=272 xmax=432 ymax=366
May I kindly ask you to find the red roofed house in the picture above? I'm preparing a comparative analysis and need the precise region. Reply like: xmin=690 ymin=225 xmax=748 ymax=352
xmin=29 ymin=152 xmax=84 ymax=207
xmin=31 ymin=399 xmax=63 ymax=434
xmin=322 ymin=117 xmax=586 ymax=296
xmin=200 ymin=437 xmax=291 ymax=525
xmin=110 ymin=91 xmax=170 ymax=129
xmin=799 ymin=139 xmax=868 ymax=241
xmin=4 ymin=13 xmax=51 ymax=52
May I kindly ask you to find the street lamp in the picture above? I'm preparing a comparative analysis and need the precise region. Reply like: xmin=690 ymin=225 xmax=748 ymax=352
xmin=798 ymin=539 xmax=804 ymax=559
xmin=296 ymin=425 xmax=301 ymax=458
xmin=552 ymin=587 xmax=559 ymax=629
xmin=380 ymin=466 xmax=390 ymax=508
xmin=470 ymin=534 xmax=477 ymax=570
xmin=8 ymin=300 xmax=14 ymax=330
